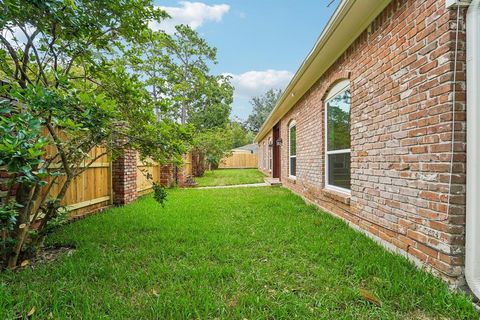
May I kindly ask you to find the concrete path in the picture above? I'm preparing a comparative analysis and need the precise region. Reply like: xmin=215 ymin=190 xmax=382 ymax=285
xmin=196 ymin=183 xmax=269 ymax=190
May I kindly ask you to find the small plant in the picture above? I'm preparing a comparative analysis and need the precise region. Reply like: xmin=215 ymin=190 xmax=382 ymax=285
xmin=0 ymin=200 xmax=19 ymax=262
xmin=152 ymin=183 xmax=168 ymax=207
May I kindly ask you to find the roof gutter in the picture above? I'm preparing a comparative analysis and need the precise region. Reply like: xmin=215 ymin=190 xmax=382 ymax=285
xmin=254 ymin=0 xmax=392 ymax=143
xmin=465 ymin=0 xmax=480 ymax=300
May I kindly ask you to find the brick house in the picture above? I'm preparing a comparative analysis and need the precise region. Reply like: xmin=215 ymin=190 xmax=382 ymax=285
xmin=255 ymin=0 xmax=480 ymax=298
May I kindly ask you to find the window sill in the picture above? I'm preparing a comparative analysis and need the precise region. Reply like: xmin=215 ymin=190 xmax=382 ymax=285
xmin=322 ymin=188 xmax=351 ymax=205
xmin=287 ymin=176 xmax=297 ymax=184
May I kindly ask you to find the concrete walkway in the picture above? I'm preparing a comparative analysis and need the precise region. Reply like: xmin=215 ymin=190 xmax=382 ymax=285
xmin=196 ymin=183 xmax=269 ymax=189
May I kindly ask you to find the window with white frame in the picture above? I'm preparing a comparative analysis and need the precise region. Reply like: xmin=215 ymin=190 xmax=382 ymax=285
xmin=289 ymin=121 xmax=297 ymax=178
xmin=325 ymin=80 xmax=351 ymax=192
xmin=268 ymin=138 xmax=273 ymax=171
xmin=263 ymin=142 xmax=267 ymax=168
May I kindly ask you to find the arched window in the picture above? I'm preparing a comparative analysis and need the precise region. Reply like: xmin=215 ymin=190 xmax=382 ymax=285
xmin=325 ymin=80 xmax=351 ymax=192
xmin=289 ymin=120 xmax=297 ymax=178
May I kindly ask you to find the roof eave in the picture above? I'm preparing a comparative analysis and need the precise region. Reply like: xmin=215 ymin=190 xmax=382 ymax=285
xmin=254 ymin=0 xmax=393 ymax=143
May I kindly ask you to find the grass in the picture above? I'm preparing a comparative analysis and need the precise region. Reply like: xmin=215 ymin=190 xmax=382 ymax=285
xmin=0 ymin=187 xmax=478 ymax=319
xmin=195 ymin=168 xmax=265 ymax=187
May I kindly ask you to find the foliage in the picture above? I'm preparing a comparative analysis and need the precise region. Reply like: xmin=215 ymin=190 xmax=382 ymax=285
xmin=125 ymin=25 xmax=233 ymax=130
xmin=125 ymin=24 xmax=234 ymax=175
xmin=152 ymin=183 xmax=168 ymax=207
xmin=0 ymin=0 xmax=192 ymax=268
xmin=194 ymin=127 xmax=233 ymax=169
xmin=246 ymin=88 xmax=283 ymax=133
xmin=191 ymin=121 xmax=254 ymax=171
xmin=0 ymin=188 xmax=478 ymax=319
xmin=230 ymin=120 xmax=254 ymax=148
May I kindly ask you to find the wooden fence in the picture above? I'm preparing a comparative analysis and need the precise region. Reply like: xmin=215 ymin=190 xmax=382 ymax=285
xmin=183 ymin=152 xmax=193 ymax=177
xmin=41 ymin=146 xmax=113 ymax=218
xmin=40 ymin=146 xmax=164 ymax=217
xmin=38 ymin=148 xmax=193 ymax=217
xmin=219 ymin=152 xmax=258 ymax=169
xmin=3 ymin=123 xmax=190 ymax=219
xmin=136 ymin=157 xmax=161 ymax=196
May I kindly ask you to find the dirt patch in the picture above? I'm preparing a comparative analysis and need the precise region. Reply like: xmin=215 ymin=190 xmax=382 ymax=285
xmin=25 ymin=245 xmax=76 ymax=268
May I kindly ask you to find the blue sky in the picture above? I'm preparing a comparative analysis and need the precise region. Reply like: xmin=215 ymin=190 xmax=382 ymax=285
xmin=152 ymin=1 xmax=339 ymax=120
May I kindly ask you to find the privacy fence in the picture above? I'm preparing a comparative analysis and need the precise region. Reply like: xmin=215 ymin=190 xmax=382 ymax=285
xmin=219 ymin=151 xmax=258 ymax=169
xmin=0 ymin=146 xmax=194 ymax=219
xmin=1 ymin=138 xmax=257 ymax=219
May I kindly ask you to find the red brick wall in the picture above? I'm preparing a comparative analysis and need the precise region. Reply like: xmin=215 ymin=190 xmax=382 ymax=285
xmin=258 ymin=0 xmax=467 ymax=286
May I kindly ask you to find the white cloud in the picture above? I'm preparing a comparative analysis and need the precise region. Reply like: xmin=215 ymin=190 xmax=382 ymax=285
xmin=1 ymin=24 xmax=36 ymax=46
xmin=150 ymin=1 xmax=230 ymax=34
xmin=225 ymin=69 xmax=293 ymax=99
xmin=225 ymin=69 xmax=293 ymax=119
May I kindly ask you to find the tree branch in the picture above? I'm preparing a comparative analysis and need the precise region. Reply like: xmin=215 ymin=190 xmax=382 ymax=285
xmin=76 ymin=151 xmax=109 ymax=175
xmin=31 ymin=43 xmax=49 ymax=86
xmin=18 ymin=25 xmax=40 ymax=86
xmin=0 ymin=33 xmax=32 ymax=88
xmin=46 ymin=123 xmax=73 ymax=178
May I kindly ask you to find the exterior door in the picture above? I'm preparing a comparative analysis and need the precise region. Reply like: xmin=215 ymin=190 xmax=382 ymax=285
xmin=273 ymin=123 xmax=281 ymax=179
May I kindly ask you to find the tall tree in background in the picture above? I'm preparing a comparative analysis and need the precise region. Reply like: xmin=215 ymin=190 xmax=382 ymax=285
xmin=126 ymin=25 xmax=234 ymax=173
xmin=0 ymin=0 xmax=192 ymax=268
xmin=230 ymin=120 xmax=254 ymax=148
xmin=127 ymin=25 xmax=233 ymax=129
xmin=246 ymin=89 xmax=282 ymax=134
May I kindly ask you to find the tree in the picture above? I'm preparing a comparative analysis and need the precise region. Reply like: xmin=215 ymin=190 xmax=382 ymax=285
xmin=246 ymin=89 xmax=282 ymax=134
xmin=125 ymin=25 xmax=234 ymax=176
xmin=230 ymin=120 xmax=254 ymax=148
xmin=0 ymin=0 xmax=192 ymax=268
xmin=126 ymin=25 xmax=233 ymax=130
xmin=194 ymin=127 xmax=233 ymax=170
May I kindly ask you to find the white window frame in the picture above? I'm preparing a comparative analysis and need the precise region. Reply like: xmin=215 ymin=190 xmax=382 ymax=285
xmin=324 ymin=80 xmax=351 ymax=194
xmin=263 ymin=142 xmax=267 ymax=169
xmin=268 ymin=138 xmax=273 ymax=171
xmin=288 ymin=120 xmax=297 ymax=179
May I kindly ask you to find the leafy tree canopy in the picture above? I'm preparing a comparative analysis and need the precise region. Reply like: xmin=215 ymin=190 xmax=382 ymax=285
xmin=194 ymin=127 xmax=233 ymax=170
xmin=246 ymin=88 xmax=282 ymax=134
xmin=125 ymin=25 xmax=233 ymax=131
xmin=230 ymin=120 xmax=254 ymax=148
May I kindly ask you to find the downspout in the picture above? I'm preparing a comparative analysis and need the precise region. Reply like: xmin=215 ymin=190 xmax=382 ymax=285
xmin=466 ymin=0 xmax=480 ymax=300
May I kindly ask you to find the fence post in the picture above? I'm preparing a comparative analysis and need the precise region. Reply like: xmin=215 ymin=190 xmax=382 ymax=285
xmin=111 ymin=122 xmax=138 ymax=205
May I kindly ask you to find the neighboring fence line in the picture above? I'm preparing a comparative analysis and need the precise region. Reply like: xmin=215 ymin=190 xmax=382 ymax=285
xmin=219 ymin=151 xmax=258 ymax=169
xmin=1 ymin=148 xmax=194 ymax=219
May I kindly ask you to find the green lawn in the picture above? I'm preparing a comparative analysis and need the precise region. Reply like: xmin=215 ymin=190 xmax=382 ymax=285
xmin=0 ymin=187 xmax=478 ymax=319
xmin=195 ymin=168 xmax=265 ymax=187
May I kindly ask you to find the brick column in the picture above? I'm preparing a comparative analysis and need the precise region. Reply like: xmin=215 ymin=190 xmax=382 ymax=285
xmin=112 ymin=148 xmax=137 ymax=205
xmin=111 ymin=122 xmax=138 ymax=205
xmin=160 ymin=164 xmax=174 ymax=187
xmin=175 ymin=165 xmax=186 ymax=187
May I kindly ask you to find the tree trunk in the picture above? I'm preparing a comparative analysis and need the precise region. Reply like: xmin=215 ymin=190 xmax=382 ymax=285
xmin=7 ymin=184 xmax=33 ymax=268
